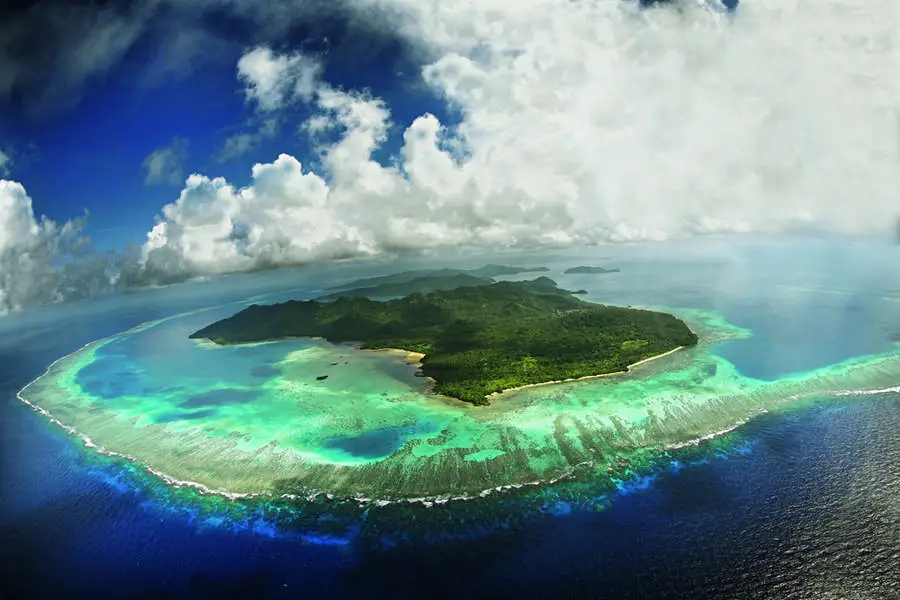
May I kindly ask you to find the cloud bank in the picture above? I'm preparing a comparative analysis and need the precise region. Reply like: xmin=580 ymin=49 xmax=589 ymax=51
xmin=3 ymin=0 xmax=899 ymax=312
xmin=0 ymin=180 xmax=87 ymax=313
xmin=145 ymin=0 xmax=900 ymax=275
xmin=0 ymin=0 xmax=417 ymax=119
xmin=0 ymin=178 xmax=185 ymax=314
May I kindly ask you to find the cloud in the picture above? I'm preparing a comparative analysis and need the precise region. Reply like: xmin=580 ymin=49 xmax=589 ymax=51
xmin=144 ymin=0 xmax=900 ymax=276
xmin=392 ymin=0 xmax=900 ymax=240
xmin=216 ymin=133 xmax=258 ymax=162
xmin=215 ymin=118 xmax=279 ymax=162
xmin=0 ymin=179 xmax=89 ymax=313
xmin=146 ymin=59 xmax=406 ymax=274
xmin=237 ymin=46 xmax=323 ymax=111
xmin=0 ymin=0 xmax=417 ymax=119
xmin=143 ymin=154 xmax=373 ymax=276
xmin=143 ymin=137 xmax=190 ymax=186
xmin=0 ymin=150 xmax=10 ymax=176
xmin=0 ymin=0 xmax=157 ymax=116
xmin=0 ymin=178 xmax=190 ymax=313
xmin=4 ymin=1 xmax=900 ymax=311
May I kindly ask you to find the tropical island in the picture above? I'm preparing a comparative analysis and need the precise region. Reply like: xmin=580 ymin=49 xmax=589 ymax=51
xmin=190 ymin=277 xmax=697 ymax=404
xmin=321 ymin=264 xmax=587 ymax=300
xmin=564 ymin=266 xmax=621 ymax=274
xmin=26 ymin=266 xmax=899 ymax=502
xmin=320 ymin=273 xmax=493 ymax=300
xmin=326 ymin=264 xmax=549 ymax=291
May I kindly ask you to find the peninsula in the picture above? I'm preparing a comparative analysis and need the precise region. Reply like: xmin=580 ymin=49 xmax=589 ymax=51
xmin=320 ymin=273 xmax=492 ymax=300
xmin=326 ymin=264 xmax=549 ymax=291
xmin=190 ymin=277 xmax=697 ymax=404
xmin=322 ymin=269 xmax=587 ymax=300
xmin=564 ymin=266 xmax=621 ymax=274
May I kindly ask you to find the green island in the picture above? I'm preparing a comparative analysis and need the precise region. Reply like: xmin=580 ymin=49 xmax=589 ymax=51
xmin=320 ymin=273 xmax=493 ymax=300
xmin=326 ymin=264 xmax=549 ymax=291
xmin=20 ymin=273 xmax=900 ymax=501
xmin=321 ymin=265 xmax=587 ymax=300
xmin=564 ymin=266 xmax=621 ymax=274
xmin=190 ymin=277 xmax=698 ymax=404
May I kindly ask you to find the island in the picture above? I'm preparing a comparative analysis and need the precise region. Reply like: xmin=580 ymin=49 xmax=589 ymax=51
xmin=326 ymin=264 xmax=549 ymax=291
xmin=564 ymin=266 xmax=621 ymax=274
xmin=320 ymin=273 xmax=493 ymax=300
xmin=191 ymin=277 xmax=697 ymax=404
xmin=321 ymin=270 xmax=589 ymax=300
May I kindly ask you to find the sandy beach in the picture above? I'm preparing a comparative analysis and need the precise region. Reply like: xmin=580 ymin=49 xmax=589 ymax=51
xmin=359 ymin=347 xmax=426 ymax=367
xmin=358 ymin=343 xmax=687 ymax=404
xmin=485 ymin=345 xmax=688 ymax=399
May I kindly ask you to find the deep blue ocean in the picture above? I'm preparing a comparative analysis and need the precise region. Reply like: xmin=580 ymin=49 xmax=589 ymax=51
xmin=1 ymin=239 xmax=898 ymax=600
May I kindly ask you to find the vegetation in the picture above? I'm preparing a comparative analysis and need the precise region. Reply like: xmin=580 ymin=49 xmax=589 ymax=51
xmin=320 ymin=273 xmax=493 ymax=300
xmin=190 ymin=277 xmax=697 ymax=405
xmin=326 ymin=264 xmax=549 ymax=291
xmin=564 ymin=266 xmax=621 ymax=274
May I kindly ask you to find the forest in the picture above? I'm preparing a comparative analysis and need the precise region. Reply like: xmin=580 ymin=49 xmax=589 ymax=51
xmin=190 ymin=277 xmax=697 ymax=404
xmin=325 ymin=264 xmax=549 ymax=291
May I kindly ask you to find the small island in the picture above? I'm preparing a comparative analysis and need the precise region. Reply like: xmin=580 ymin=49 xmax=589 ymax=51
xmin=320 ymin=273 xmax=493 ymax=300
xmin=564 ymin=266 xmax=621 ymax=274
xmin=321 ymin=268 xmax=589 ymax=300
xmin=327 ymin=264 xmax=549 ymax=292
xmin=190 ymin=278 xmax=697 ymax=404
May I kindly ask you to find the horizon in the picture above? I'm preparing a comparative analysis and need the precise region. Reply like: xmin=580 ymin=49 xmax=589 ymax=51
xmin=1 ymin=0 xmax=898 ymax=315
xmin=2 ymin=3 xmax=898 ymax=598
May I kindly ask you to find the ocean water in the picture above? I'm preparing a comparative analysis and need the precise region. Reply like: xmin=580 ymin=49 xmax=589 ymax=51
xmin=1 ymin=238 xmax=898 ymax=599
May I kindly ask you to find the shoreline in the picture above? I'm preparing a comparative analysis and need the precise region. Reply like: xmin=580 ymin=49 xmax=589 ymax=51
xmin=358 ymin=346 xmax=425 ymax=367
xmin=18 ymin=324 xmax=897 ymax=506
xmin=357 ymin=343 xmax=689 ymax=403
xmin=17 ymin=373 xmax=892 ymax=505
xmin=16 ymin=376 xmax=776 ymax=506
xmin=485 ymin=345 xmax=688 ymax=399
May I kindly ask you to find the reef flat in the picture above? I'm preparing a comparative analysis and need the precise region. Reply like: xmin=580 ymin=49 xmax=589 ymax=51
xmin=17 ymin=300 xmax=900 ymax=502
xmin=190 ymin=278 xmax=698 ymax=404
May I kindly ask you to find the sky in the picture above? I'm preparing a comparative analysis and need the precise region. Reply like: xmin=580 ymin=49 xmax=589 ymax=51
xmin=0 ymin=0 xmax=898 ymax=313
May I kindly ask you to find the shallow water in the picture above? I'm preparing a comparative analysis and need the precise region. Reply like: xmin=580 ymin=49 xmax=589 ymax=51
xmin=2 ymin=238 xmax=899 ymax=599
xmin=17 ymin=239 xmax=900 ymax=501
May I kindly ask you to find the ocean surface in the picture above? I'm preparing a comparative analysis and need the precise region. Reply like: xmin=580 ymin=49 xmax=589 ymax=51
xmin=1 ymin=238 xmax=898 ymax=599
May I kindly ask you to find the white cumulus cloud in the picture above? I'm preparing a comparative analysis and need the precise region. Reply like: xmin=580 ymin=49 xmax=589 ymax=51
xmin=0 ymin=179 xmax=89 ymax=313
xmin=145 ymin=1 xmax=900 ymax=275
xmin=237 ymin=46 xmax=323 ymax=111
xmin=143 ymin=154 xmax=374 ymax=276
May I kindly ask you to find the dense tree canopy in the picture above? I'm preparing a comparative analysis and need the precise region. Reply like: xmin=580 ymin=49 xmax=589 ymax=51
xmin=190 ymin=277 xmax=697 ymax=404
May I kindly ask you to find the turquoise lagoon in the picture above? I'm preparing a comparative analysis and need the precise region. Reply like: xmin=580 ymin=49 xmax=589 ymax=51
xmin=17 ymin=240 xmax=900 ymax=503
